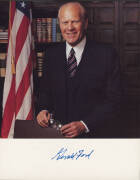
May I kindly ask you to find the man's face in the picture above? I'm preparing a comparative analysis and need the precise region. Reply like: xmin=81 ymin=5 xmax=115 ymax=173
xmin=58 ymin=5 xmax=88 ymax=47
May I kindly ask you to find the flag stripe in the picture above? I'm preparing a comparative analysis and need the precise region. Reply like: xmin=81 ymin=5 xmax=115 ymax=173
xmin=8 ymin=116 xmax=15 ymax=138
xmin=26 ymin=106 xmax=33 ymax=120
xmin=15 ymin=15 xmax=30 ymax=64
xmin=16 ymin=53 xmax=32 ymax=116
xmin=16 ymin=25 xmax=31 ymax=91
xmin=1 ymin=77 xmax=15 ymax=138
xmin=16 ymin=84 xmax=33 ymax=119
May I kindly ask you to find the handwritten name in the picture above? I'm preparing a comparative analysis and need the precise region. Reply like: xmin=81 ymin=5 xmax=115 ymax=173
xmin=51 ymin=147 xmax=94 ymax=160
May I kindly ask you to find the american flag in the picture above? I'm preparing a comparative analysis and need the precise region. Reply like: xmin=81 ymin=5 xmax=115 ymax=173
xmin=1 ymin=1 xmax=34 ymax=138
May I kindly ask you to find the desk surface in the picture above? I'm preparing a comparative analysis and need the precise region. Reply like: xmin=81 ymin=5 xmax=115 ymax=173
xmin=14 ymin=120 xmax=64 ymax=138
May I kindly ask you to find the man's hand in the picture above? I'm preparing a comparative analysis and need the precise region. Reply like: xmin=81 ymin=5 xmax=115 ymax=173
xmin=60 ymin=121 xmax=86 ymax=138
xmin=37 ymin=110 xmax=50 ymax=127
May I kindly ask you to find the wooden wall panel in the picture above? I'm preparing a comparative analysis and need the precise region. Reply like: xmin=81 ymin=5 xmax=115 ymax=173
xmin=124 ymin=30 xmax=140 ymax=46
xmin=123 ymin=52 xmax=140 ymax=72
xmin=120 ymin=0 xmax=140 ymax=96
xmin=86 ymin=0 xmax=118 ymax=49
xmin=85 ymin=0 xmax=140 ymax=97
xmin=123 ymin=7 xmax=139 ymax=24
xmin=96 ymin=29 xmax=114 ymax=44
xmin=98 ymin=8 xmax=114 ymax=24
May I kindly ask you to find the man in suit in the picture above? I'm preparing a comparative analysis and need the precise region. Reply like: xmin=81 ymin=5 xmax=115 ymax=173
xmin=37 ymin=2 xmax=121 ymax=138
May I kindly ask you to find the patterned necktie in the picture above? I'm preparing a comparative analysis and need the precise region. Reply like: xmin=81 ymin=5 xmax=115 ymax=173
xmin=67 ymin=48 xmax=77 ymax=78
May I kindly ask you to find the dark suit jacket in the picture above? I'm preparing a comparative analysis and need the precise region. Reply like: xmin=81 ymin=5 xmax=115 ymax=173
xmin=38 ymin=40 xmax=122 ymax=138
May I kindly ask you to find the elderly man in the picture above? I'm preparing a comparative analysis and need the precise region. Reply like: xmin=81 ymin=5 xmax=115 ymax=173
xmin=36 ymin=2 xmax=121 ymax=138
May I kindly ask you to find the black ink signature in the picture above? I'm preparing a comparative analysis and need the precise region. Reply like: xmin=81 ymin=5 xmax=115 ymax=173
xmin=51 ymin=147 xmax=94 ymax=160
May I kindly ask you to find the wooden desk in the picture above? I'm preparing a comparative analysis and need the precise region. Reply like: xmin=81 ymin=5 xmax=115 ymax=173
xmin=14 ymin=120 xmax=64 ymax=138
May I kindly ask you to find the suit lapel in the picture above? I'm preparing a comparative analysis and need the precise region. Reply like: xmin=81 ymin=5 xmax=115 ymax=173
xmin=76 ymin=40 xmax=95 ymax=75
xmin=72 ymin=40 xmax=99 ymax=96
xmin=72 ymin=40 xmax=94 ymax=85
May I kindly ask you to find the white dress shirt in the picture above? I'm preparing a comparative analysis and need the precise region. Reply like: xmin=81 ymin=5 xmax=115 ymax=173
xmin=66 ymin=37 xmax=89 ymax=133
xmin=66 ymin=36 xmax=86 ymax=65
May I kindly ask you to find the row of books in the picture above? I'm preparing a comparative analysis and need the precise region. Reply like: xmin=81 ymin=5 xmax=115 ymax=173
xmin=0 ymin=53 xmax=6 ymax=77
xmin=0 ymin=32 xmax=8 ymax=40
xmin=0 ymin=27 xmax=8 ymax=40
xmin=0 ymin=17 xmax=64 ymax=43
xmin=35 ymin=18 xmax=64 ymax=43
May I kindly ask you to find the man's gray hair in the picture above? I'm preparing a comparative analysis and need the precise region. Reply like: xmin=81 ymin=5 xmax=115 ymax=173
xmin=58 ymin=2 xmax=88 ymax=20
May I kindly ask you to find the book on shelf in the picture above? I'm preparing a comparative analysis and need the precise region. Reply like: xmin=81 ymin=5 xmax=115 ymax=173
xmin=42 ymin=18 xmax=47 ymax=42
xmin=0 ymin=53 xmax=6 ymax=77
xmin=56 ymin=18 xmax=62 ymax=42
xmin=36 ymin=51 xmax=45 ymax=77
xmin=46 ymin=18 xmax=52 ymax=43
xmin=36 ymin=18 xmax=42 ymax=43
xmin=52 ymin=18 xmax=57 ymax=42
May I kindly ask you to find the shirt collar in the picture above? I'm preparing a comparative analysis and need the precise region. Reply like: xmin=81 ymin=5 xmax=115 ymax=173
xmin=66 ymin=36 xmax=86 ymax=60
